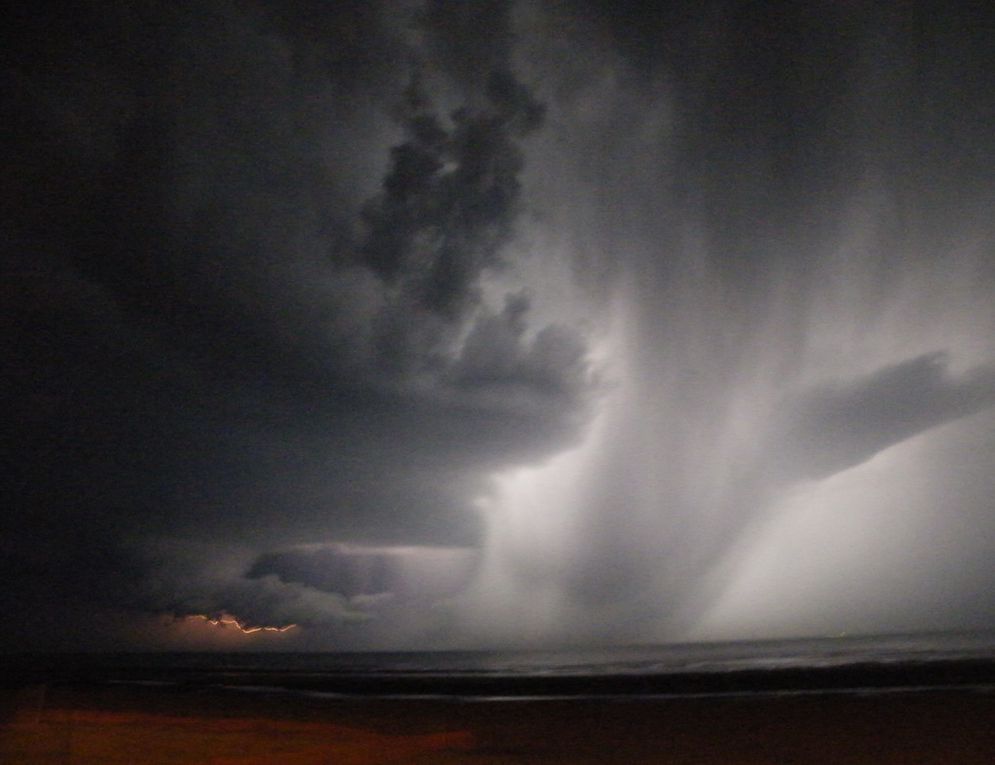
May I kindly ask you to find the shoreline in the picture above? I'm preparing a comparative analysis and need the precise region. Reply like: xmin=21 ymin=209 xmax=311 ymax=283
xmin=4 ymin=653 xmax=995 ymax=699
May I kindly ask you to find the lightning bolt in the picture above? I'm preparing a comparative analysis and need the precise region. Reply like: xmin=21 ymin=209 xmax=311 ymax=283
xmin=186 ymin=613 xmax=297 ymax=633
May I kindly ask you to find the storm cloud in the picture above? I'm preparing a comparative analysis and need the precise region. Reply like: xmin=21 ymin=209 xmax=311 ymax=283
xmin=3 ymin=0 xmax=592 ymax=648
xmin=4 ymin=1 xmax=995 ymax=649
xmin=771 ymin=353 xmax=995 ymax=482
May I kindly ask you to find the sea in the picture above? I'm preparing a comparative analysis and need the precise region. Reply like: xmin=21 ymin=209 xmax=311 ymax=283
xmin=7 ymin=631 xmax=995 ymax=701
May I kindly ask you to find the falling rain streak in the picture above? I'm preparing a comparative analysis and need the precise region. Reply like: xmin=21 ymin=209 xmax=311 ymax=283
xmin=457 ymin=2 xmax=995 ymax=645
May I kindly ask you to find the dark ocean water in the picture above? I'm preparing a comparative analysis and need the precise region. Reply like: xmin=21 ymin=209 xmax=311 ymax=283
xmin=7 ymin=631 xmax=995 ymax=700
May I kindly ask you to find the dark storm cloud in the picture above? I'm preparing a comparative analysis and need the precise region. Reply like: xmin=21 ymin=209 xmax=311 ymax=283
xmin=419 ymin=0 xmax=514 ymax=89
xmin=250 ymin=545 xmax=395 ymax=598
xmin=357 ymin=66 xmax=547 ymax=374
xmin=118 ymin=539 xmax=476 ymax=635
xmin=771 ymin=353 xmax=995 ymax=482
xmin=355 ymin=1 xmax=552 ymax=387
xmin=360 ymin=70 xmax=543 ymax=311
xmin=129 ymin=548 xmax=370 ymax=630
xmin=1 ymin=0 xmax=594 ymax=647
xmin=247 ymin=543 xmax=476 ymax=601
xmin=10 ymin=1 xmax=993 ymax=649
xmin=218 ymin=577 xmax=369 ymax=626
xmin=453 ymin=292 xmax=589 ymax=400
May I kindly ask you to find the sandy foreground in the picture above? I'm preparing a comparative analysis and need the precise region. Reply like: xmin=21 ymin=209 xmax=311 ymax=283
xmin=2 ymin=683 xmax=994 ymax=764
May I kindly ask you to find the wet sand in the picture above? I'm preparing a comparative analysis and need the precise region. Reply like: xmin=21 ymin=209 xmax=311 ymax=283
xmin=2 ymin=683 xmax=994 ymax=764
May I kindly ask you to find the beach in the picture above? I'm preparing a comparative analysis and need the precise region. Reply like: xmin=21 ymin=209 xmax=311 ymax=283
xmin=3 ymin=682 xmax=994 ymax=764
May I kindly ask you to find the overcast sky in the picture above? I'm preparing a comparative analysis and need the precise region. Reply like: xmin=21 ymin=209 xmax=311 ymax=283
xmin=5 ymin=1 xmax=995 ymax=651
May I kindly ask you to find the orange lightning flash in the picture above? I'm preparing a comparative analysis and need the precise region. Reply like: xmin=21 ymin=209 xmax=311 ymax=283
xmin=186 ymin=613 xmax=297 ymax=634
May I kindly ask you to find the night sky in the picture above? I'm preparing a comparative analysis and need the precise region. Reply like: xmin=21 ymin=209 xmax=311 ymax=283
xmin=5 ymin=1 xmax=995 ymax=651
